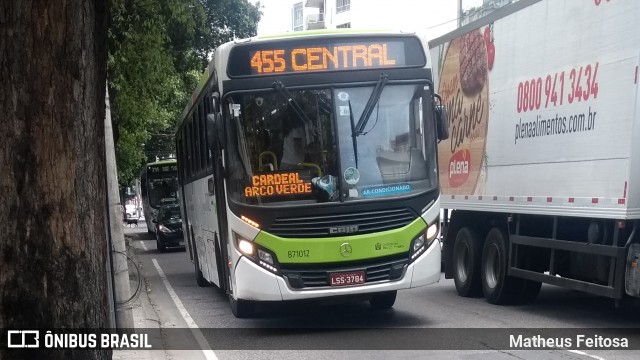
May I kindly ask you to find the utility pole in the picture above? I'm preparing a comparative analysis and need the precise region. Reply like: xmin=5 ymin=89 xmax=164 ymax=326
xmin=105 ymin=86 xmax=134 ymax=329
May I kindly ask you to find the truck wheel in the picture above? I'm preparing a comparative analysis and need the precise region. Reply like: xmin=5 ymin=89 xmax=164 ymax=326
xmin=369 ymin=291 xmax=397 ymax=310
xmin=481 ymin=227 xmax=523 ymax=304
xmin=453 ymin=227 xmax=483 ymax=297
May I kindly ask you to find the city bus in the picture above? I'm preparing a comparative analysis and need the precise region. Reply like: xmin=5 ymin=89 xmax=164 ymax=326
xmin=139 ymin=159 xmax=179 ymax=233
xmin=175 ymin=30 xmax=448 ymax=317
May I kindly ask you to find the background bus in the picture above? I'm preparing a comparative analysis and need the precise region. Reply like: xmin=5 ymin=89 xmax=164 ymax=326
xmin=139 ymin=159 xmax=179 ymax=233
xmin=175 ymin=30 xmax=448 ymax=317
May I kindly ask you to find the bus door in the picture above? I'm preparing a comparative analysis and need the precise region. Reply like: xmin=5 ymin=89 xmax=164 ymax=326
xmin=204 ymin=173 xmax=221 ymax=285
xmin=206 ymin=94 xmax=226 ymax=289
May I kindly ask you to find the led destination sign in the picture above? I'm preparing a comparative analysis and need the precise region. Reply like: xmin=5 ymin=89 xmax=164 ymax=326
xmin=244 ymin=172 xmax=312 ymax=198
xmin=250 ymin=43 xmax=402 ymax=74
xmin=228 ymin=36 xmax=425 ymax=77
xmin=149 ymin=165 xmax=177 ymax=174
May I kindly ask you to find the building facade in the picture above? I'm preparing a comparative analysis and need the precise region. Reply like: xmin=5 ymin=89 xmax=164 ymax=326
xmin=287 ymin=0 xmax=458 ymax=39
xmin=290 ymin=0 xmax=519 ymax=34
xmin=460 ymin=0 xmax=518 ymax=26
xmin=292 ymin=0 xmax=353 ymax=31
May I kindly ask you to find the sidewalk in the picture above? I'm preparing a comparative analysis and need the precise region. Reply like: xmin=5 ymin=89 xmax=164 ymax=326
xmin=113 ymin=232 xmax=167 ymax=360
xmin=113 ymin=229 xmax=209 ymax=360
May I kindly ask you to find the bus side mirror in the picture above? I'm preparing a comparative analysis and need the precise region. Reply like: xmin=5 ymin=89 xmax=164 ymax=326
xmin=211 ymin=95 xmax=219 ymax=112
xmin=207 ymin=114 xmax=216 ymax=147
xmin=207 ymin=113 xmax=224 ymax=150
xmin=436 ymin=105 xmax=449 ymax=140
xmin=433 ymin=92 xmax=449 ymax=141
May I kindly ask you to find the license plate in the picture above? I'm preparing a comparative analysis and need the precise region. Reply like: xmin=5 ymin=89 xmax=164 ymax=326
xmin=178 ymin=240 xmax=185 ymax=245
xmin=329 ymin=271 xmax=365 ymax=287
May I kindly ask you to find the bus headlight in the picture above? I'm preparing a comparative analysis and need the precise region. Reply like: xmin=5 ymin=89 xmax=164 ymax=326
xmin=409 ymin=221 xmax=439 ymax=262
xmin=426 ymin=222 xmax=439 ymax=241
xmin=238 ymin=239 xmax=255 ymax=256
xmin=158 ymin=224 xmax=173 ymax=233
xmin=234 ymin=232 xmax=279 ymax=274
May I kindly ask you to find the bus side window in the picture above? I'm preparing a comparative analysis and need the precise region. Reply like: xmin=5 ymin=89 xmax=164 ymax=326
xmin=140 ymin=173 xmax=147 ymax=195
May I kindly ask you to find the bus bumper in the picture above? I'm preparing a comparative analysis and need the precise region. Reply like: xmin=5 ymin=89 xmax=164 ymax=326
xmin=234 ymin=240 xmax=441 ymax=302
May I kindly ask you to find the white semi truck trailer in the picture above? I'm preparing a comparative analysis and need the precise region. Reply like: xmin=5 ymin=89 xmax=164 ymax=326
xmin=429 ymin=0 xmax=640 ymax=305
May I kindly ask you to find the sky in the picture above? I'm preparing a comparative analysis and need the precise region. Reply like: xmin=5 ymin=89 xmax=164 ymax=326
xmin=255 ymin=0 xmax=485 ymax=39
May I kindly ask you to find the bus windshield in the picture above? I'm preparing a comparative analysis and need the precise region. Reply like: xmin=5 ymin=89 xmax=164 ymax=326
xmin=148 ymin=169 xmax=178 ymax=209
xmin=225 ymin=84 xmax=438 ymax=206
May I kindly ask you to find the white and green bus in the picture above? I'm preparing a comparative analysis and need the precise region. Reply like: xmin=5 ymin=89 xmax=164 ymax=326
xmin=175 ymin=30 xmax=448 ymax=317
xmin=139 ymin=159 xmax=179 ymax=233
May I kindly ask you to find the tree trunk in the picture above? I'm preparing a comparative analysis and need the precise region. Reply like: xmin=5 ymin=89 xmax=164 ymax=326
xmin=0 ymin=0 xmax=110 ymax=359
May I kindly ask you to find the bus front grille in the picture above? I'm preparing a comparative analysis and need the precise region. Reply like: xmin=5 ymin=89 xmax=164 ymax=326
xmin=281 ymin=257 xmax=408 ymax=289
xmin=268 ymin=208 xmax=416 ymax=238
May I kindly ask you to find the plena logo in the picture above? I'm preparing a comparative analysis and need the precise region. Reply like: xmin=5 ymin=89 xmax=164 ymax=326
xmin=449 ymin=149 xmax=470 ymax=187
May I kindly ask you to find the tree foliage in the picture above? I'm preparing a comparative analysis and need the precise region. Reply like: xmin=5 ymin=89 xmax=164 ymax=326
xmin=108 ymin=0 xmax=262 ymax=185
xmin=201 ymin=0 xmax=263 ymax=51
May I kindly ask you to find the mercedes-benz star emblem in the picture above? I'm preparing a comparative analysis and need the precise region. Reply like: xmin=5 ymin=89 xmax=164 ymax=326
xmin=340 ymin=243 xmax=352 ymax=257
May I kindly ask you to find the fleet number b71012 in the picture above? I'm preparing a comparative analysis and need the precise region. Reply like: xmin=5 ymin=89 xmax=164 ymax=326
xmin=288 ymin=249 xmax=310 ymax=258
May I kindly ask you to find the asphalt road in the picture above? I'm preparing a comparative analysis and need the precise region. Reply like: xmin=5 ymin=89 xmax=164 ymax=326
xmin=124 ymin=226 xmax=640 ymax=360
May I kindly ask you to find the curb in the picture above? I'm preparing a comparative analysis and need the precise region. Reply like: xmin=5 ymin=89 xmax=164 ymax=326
xmin=112 ymin=236 xmax=167 ymax=360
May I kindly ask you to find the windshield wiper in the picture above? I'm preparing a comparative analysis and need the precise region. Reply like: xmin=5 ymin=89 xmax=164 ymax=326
xmin=273 ymin=80 xmax=316 ymax=132
xmin=348 ymin=100 xmax=359 ymax=168
xmin=353 ymin=73 xmax=388 ymax=136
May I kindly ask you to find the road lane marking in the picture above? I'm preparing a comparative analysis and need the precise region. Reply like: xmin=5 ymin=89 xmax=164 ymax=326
xmin=152 ymin=258 xmax=218 ymax=360
xmin=141 ymin=241 xmax=148 ymax=251
xmin=567 ymin=350 xmax=605 ymax=360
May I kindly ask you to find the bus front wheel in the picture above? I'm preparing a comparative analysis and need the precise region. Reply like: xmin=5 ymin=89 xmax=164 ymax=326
xmin=369 ymin=290 xmax=397 ymax=310
xmin=227 ymin=269 xmax=254 ymax=318
xmin=229 ymin=296 xmax=255 ymax=318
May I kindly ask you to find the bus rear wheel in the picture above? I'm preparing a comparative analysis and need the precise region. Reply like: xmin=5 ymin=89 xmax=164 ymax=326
xmin=369 ymin=290 xmax=397 ymax=310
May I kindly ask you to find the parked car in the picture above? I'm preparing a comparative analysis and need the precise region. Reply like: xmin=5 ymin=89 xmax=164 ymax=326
xmin=152 ymin=204 xmax=185 ymax=252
